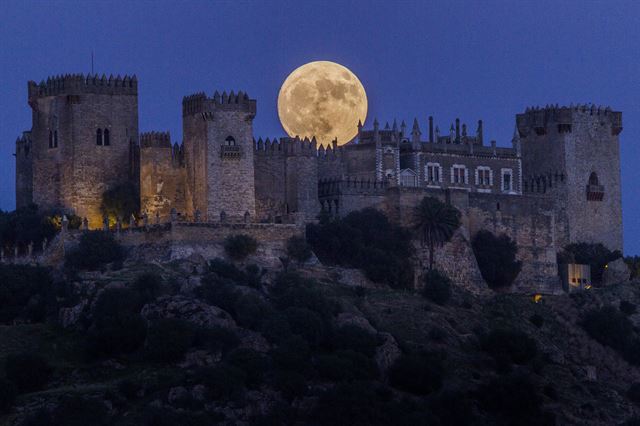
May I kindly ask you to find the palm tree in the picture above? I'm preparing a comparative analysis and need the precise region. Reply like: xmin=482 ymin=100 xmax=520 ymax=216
xmin=414 ymin=197 xmax=461 ymax=270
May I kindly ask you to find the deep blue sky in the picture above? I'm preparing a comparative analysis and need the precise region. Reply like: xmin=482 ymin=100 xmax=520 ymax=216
xmin=1 ymin=0 xmax=638 ymax=254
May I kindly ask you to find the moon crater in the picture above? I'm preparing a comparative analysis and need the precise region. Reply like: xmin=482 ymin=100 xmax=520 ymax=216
xmin=278 ymin=61 xmax=368 ymax=146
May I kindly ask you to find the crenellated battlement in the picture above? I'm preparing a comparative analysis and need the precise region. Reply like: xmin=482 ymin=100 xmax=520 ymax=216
xmin=254 ymin=136 xmax=317 ymax=157
xmin=140 ymin=131 xmax=172 ymax=148
xmin=182 ymin=90 xmax=256 ymax=117
xmin=516 ymin=104 xmax=622 ymax=136
xmin=28 ymin=73 xmax=137 ymax=100
xmin=318 ymin=177 xmax=387 ymax=197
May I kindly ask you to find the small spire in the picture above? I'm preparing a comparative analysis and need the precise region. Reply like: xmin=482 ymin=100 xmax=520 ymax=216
xmin=384 ymin=121 xmax=390 ymax=130
xmin=392 ymin=119 xmax=398 ymax=132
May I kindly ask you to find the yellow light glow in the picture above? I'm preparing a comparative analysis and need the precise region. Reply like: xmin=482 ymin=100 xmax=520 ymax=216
xmin=532 ymin=294 xmax=543 ymax=303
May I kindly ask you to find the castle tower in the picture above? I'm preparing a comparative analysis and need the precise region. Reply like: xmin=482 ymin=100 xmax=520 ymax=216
xmin=517 ymin=105 xmax=623 ymax=252
xmin=182 ymin=90 xmax=257 ymax=221
xmin=25 ymin=74 xmax=139 ymax=227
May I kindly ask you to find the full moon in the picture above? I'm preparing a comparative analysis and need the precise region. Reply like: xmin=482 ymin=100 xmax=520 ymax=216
xmin=277 ymin=61 xmax=367 ymax=146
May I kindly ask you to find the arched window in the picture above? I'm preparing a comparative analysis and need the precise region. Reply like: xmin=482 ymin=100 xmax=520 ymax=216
xmin=48 ymin=131 xmax=53 ymax=148
xmin=103 ymin=129 xmax=110 ymax=146
xmin=53 ymin=130 xmax=58 ymax=148
xmin=586 ymin=172 xmax=604 ymax=201
xmin=225 ymin=136 xmax=236 ymax=146
xmin=96 ymin=129 xmax=103 ymax=146
xmin=588 ymin=172 xmax=599 ymax=186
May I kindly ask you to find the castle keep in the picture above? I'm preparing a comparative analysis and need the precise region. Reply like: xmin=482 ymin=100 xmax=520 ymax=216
xmin=15 ymin=73 xmax=624 ymax=291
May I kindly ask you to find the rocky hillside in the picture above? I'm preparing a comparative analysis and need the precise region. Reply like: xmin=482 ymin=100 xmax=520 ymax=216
xmin=0 ymin=251 xmax=639 ymax=426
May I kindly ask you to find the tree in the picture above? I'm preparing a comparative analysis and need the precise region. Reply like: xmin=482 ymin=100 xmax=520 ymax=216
xmin=472 ymin=230 xmax=522 ymax=290
xmin=100 ymin=183 xmax=139 ymax=226
xmin=414 ymin=197 xmax=461 ymax=270
xmin=224 ymin=234 xmax=258 ymax=261
xmin=286 ymin=235 xmax=312 ymax=264
xmin=559 ymin=242 xmax=622 ymax=285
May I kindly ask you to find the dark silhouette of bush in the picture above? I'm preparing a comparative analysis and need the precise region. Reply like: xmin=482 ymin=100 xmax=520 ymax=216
xmin=559 ymin=242 xmax=622 ymax=285
xmin=286 ymin=235 xmax=312 ymax=264
xmin=530 ymin=314 xmax=545 ymax=328
xmin=307 ymin=208 xmax=414 ymax=288
xmin=144 ymin=318 xmax=195 ymax=362
xmin=100 ymin=183 xmax=139 ymax=226
xmin=223 ymin=234 xmax=258 ymax=261
xmin=422 ymin=269 xmax=452 ymax=305
xmin=284 ymin=307 xmax=325 ymax=346
xmin=0 ymin=265 xmax=54 ymax=324
xmin=315 ymin=350 xmax=379 ymax=382
xmin=226 ymin=348 xmax=269 ymax=388
xmin=47 ymin=395 xmax=110 ymax=426
xmin=273 ymin=273 xmax=337 ymax=321
xmin=193 ymin=325 xmax=239 ymax=355
xmin=582 ymin=306 xmax=640 ymax=365
xmin=233 ymin=294 xmax=273 ymax=330
xmin=621 ymin=301 xmax=637 ymax=316
xmin=208 ymin=258 xmax=247 ymax=282
xmin=472 ymin=230 xmax=522 ymax=289
xmin=260 ymin=313 xmax=293 ymax=344
xmin=87 ymin=288 xmax=147 ymax=358
xmin=65 ymin=231 xmax=124 ymax=270
xmin=4 ymin=352 xmax=52 ymax=393
xmin=0 ymin=205 xmax=57 ymax=252
xmin=428 ymin=326 xmax=447 ymax=342
xmin=196 ymin=277 xmax=240 ymax=314
xmin=332 ymin=325 xmax=379 ymax=357
xmin=428 ymin=389 xmax=474 ymax=426
xmin=478 ymin=374 xmax=554 ymax=426
xmin=198 ymin=363 xmax=246 ymax=400
xmin=480 ymin=329 xmax=538 ymax=365
xmin=0 ymin=378 xmax=16 ymax=413
xmin=628 ymin=383 xmax=640 ymax=405
xmin=139 ymin=405 xmax=224 ymax=426
xmin=271 ymin=370 xmax=307 ymax=402
xmin=132 ymin=272 xmax=164 ymax=305
xmin=389 ymin=353 xmax=444 ymax=395
xmin=626 ymin=256 xmax=640 ymax=280
xmin=117 ymin=379 xmax=142 ymax=400
xmin=271 ymin=335 xmax=311 ymax=373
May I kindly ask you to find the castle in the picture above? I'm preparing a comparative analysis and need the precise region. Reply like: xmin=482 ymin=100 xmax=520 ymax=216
xmin=14 ymin=73 xmax=624 ymax=292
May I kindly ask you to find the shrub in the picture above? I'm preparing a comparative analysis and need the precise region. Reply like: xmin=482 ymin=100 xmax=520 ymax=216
xmin=389 ymin=353 xmax=444 ymax=395
xmin=208 ymin=258 xmax=246 ymax=282
xmin=117 ymin=379 xmax=142 ymax=400
xmin=260 ymin=313 xmax=293 ymax=344
xmin=472 ymin=230 xmax=522 ymax=290
xmin=480 ymin=329 xmax=538 ymax=366
xmin=626 ymin=256 xmax=640 ymax=280
xmin=559 ymin=242 xmax=622 ymax=285
xmin=620 ymin=300 xmax=637 ymax=316
xmin=100 ymin=183 xmax=139 ymax=226
xmin=581 ymin=306 xmax=640 ymax=365
xmin=88 ymin=288 xmax=147 ymax=358
xmin=233 ymin=294 xmax=273 ymax=330
xmin=5 ymin=352 xmax=52 ymax=393
xmin=224 ymin=234 xmax=258 ymax=261
xmin=0 ymin=205 xmax=57 ymax=251
xmin=65 ymin=231 xmax=124 ymax=270
xmin=0 ymin=378 xmax=17 ymax=413
xmin=332 ymin=325 xmax=379 ymax=357
xmin=132 ymin=273 xmax=164 ymax=305
xmin=198 ymin=364 xmax=246 ymax=400
xmin=529 ymin=313 xmax=544 ymax=328
xmin=315 ymin=350 xmax=379 ymax=382
xmin=193 ymin=326 xmax=239 ymax=355
xmin=286 ymin=235 xmax=312 ymax=264
xmin=284 ymin=307 xmax=325 ymax=346
xmin=144 ymin=319 xmax=194 ymax=362
xmin=0 ymin=264 xmax=53 ymax=324
xmin=273 ymin=273 xmax=336 ymax=321
xmin=428 ymin=326 xmax=447 ymax=342
xmin=47 ymin=395 xmax=110 ymax=426
xmin=271 ymin=335 xmax=311 ymax=373
xmin=307 ymin=208 xmax=414 ymax=288
xmin=196 ymin=277 xmax=240 ymax=313
xmin=271 ymin=370 xmax=307 ymax=402
xmin=226 ymin=348 xmax=269 ymax=388
xmin=422 ymin=269 xmax=452 ymax=305
xmin=629 ymin=383 xmax=640 ymax=405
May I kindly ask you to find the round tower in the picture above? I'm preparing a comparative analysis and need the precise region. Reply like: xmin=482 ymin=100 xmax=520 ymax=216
xmin=27 ymin=74 xmax=139 ymax=227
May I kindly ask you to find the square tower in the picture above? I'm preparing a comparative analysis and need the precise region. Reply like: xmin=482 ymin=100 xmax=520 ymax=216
xmin=182 ymin=91 xmax=257 ymax=221
xmin=517 ymin=105 xmax=623 ymax=252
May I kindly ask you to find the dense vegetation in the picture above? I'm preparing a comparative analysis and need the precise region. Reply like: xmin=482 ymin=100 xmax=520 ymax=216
xmin=307 ymin=208 xmax=414 ymax=288
xmin=100 ymin=183 xmax=140 ymax=225
xmin=472 ymin=230 xmax=522 ymax=290
xmin=625 ymin=256 xmax=640 ymax=280
xmin=558 ymin=242 xmax=622 ymax=285
xmin=223 ymin=234 xmax=258 ymax=261
xmin=65 ymin=231 xmax=125 ymax=271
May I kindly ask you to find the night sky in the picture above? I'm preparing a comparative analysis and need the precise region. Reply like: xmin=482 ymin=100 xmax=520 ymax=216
xmin=1 ymin=0 xmax=638 ymax=254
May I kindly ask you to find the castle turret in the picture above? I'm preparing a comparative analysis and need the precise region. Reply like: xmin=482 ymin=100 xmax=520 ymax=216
xmin=182 ymin=90 xmax=257 ymax=221
xmin=517 ymin=104 xmax=623 ymax=251
xmin=25 ymin=73 xmax=139 ymax=227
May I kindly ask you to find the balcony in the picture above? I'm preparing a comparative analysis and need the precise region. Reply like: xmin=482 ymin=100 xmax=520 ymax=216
xmin=221 ymin=145 xmax=242 ymax=159
xmin=586 ymin=184 xmax=604 ymax=201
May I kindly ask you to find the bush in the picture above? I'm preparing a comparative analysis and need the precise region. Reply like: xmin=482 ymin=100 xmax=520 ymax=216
xmin=208 ymin=258 xmax=246 ymax=282
xmin=581 ymin=306 xmax=640 ymax=365
xmin=628 ymin=383 xmax=640 ymax=405
xmin=46 ymin=395 xmax=110 ymax=426
xmin=132 ymin=273 xmax=164 ymax=305
xmin=286 ymin=235 xmax=313 ymax=264
xmin=271 ymin=370 xmax=307 ymax=402
xmin=331 ymin=325 xmax=379 ymax=357
xmin=233 ymin=294 xmax=273 ymax=330
xmin=87 ymin=288 xmax=147 ymax=358
xmin=480 ymin=329 xmax=538 ymax=366
xmin=559 ymin=242 xmax=622 ymax=285
xmin=389 ymin=353 xmax=444 ymax=395
xmin=284 ymin=307 xmax=325 ymax=346
xmin=472 ymin=230 xmax=522 ymax=290
xmin=273 ymin=273 xmax=336 ymax=321
xmin=621 ymin=301 xmax=637 ymax=316
xmin=0 ymin=378 xmax=17 ymax=413
xmin=198 ymin=364 xmax=246 ymax=400
xmin=271 ymin=335 xmax=311 ymax=373
xmin=0 ymin=265 xmax=54 ymax=324
xmin=100 ymin=183 xmax=139 ymax=226
xmin=226 ymin=348 xmax=269 ymax=388
xmin=0 ymin=205 xmax=57 ymax=252
xmin=224 ymin=234 xmax=258 ymax=261
xmin=193 ymin=326 xmax=239 ymax=355
xmin=315 ymin=350 xmax=379 ymax=382
xmin=196 ymin=277 xmax=240 ymax=314
xmin=5 ymin=352 xmax=52 ymax=393
xmin=422 ymin=269 xmax=452 ymax=305
xmin=144 ymin=319 xmax=194 ymax=362
xmin=65 ymin=231 xmax=124 ymax=270
xmin=307 ymin=208 xmax=414 ymax=288
xmin=260 ymin=313 xmax=293 ymax=344
xmin=530 ymin=314 xmax=544 ymax=328
xmin=626 ymin=256 xmax=640 ymax=280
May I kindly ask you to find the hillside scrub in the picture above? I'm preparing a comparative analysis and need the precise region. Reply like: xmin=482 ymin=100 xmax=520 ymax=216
xmin=307 ymin=208 xmax=414 ymax=288
xmin=65 ymin=231 xmax=124 ymax=271
xmin=0 ymin=264 xmax=55 ymax=324
xmin=223 ymin=234 xmax=258 ymax=261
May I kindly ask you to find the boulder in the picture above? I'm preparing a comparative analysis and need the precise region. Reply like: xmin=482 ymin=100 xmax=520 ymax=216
xmin=602 ymin=258 xmax=631 ymax=286
xmin=141 ymin=295 xmax=236 ymax=329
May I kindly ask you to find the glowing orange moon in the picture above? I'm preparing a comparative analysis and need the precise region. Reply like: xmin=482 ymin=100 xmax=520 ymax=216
xmin=277 ymin=61 xmax=368 ymax=146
